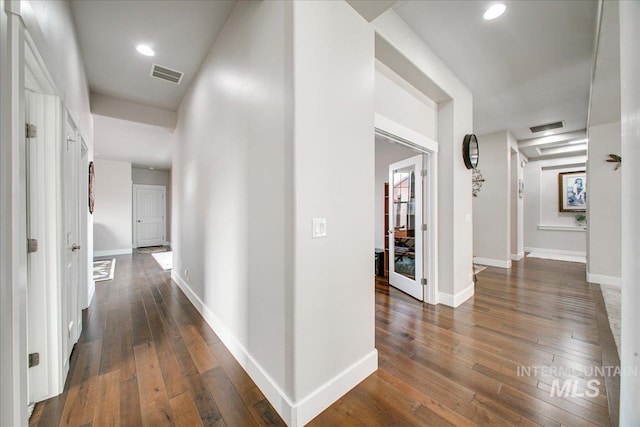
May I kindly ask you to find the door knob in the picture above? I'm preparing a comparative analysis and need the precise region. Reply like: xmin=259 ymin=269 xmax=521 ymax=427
xmin=71 ymin=244 xmax=81 ymax=251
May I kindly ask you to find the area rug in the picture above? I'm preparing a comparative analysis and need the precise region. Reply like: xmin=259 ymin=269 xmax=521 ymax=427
xmin=137 ymin=245 xmax=170 ymax=254
xmin=93 ymin=258 xmax=116 ymax=282
xmin=526 ymin=252 xmax=586 ymax=263
xmin=152 ymin=251 xmax=173 ymax=270
xmin=601 ymin=284 xmax=621 ymax=356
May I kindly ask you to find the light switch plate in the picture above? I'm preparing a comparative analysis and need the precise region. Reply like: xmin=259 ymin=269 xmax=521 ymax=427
xmin=312 ymin=218 xmax=327 ymax=238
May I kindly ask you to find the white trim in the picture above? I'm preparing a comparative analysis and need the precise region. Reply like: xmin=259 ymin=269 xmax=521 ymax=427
xmin=375 ymin=113 xmax=439 ymax=153
xmin=587 ymin=273 xmax=622 ymax=288
xmin=94 ymin=248 xmax=132 ymax=257
xmin=537 ymin=224 xmax=586 ymax=232
xmin=524 ymin=247 xmax=586 ymax=257
xmin=171 ymin=271 xmax=377 ymax=427
xmin=438 ymin=281 xmax=475 ymax=307
xmin=511 ymin=252 xmax=524 ymax=261
xmin=474 ymin=257 xmax=512 ymax=269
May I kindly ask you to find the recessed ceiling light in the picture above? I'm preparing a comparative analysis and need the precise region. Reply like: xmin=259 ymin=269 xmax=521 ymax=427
xmin=136 ymin=44 xmax=155 ymax=57
xmin=483 ymin=3 xmax=506 ymax=20
xmin=149 ymin=166 xmax=155 ymax=170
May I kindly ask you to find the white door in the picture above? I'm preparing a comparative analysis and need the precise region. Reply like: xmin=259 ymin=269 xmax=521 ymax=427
xmin=134 ymin=185 xmax=166 ymax=248
xmin=388 ymin=155 xmax=424 ymax=300
xmin=63 ymin=116 xmax=81 ymax=364
xmin=26 ymin=91 xmax=63 ymax=402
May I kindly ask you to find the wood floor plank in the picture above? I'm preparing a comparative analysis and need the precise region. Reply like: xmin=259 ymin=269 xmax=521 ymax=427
xmin=181 ymin=324 xmax=219 ymax=374
xmin=119 ymin=376 xmax=143 ymax=427
xmin=133 ymin=342 xmax=174 ymax=426
xmin=169 ymin=391 xmax=205 ymax=427
xmin=59 ymin=340 xmax=102 ymax=426
xmin=201 ymin=366 xmax=258 ymax=427
xmin=92 ymin=369 xmax=120 ymax=427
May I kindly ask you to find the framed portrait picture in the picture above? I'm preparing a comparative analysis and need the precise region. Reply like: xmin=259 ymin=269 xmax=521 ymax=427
xmin=558 ymin=171 xmax=586 ymax=212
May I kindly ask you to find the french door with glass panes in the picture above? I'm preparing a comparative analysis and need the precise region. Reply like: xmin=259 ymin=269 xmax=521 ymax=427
xmin=388 ymin=155 xmax=424 ymax=300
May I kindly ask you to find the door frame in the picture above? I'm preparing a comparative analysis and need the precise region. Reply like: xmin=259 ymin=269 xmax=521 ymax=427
xmin=132 ymin=184 xmax=167 ymax=248
xmin=24 ymin=32 xmax=88 ymax=405
xmin=375 ymin=113 xmax=439 ymax=305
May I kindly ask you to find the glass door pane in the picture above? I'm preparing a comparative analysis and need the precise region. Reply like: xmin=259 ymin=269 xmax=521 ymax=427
xmin=392 ymin=166 xmax=415 ymax=280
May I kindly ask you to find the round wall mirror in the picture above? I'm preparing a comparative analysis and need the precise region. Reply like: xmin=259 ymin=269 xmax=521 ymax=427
xmin=463 ymin=134 xmax=479 ymax=169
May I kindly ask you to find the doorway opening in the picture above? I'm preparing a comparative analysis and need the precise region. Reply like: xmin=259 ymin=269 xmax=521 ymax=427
xmin=510 ymin=148 xmax=524 ymax=261
xmin=374 ymin=116 xmax=438 ymax=304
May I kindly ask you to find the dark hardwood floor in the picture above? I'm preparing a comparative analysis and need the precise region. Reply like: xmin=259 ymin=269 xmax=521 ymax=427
xmin=311 ymin=258 xmax=619 ymax=427
xmin=31 ymin=254 xmax=619 ymax=426
xmin=30 ymin=253 xmax=285 ymax=427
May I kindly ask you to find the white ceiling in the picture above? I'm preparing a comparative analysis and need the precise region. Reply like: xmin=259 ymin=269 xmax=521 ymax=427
xmin=394 ymin=0 xmax=597 ymax=154
xmin=73 ymin=0 xmax=601 ymax=164
xmin=70 ymin=0 xmax=236 ymax=112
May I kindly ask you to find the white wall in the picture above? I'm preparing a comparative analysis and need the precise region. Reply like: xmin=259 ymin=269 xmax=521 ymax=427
xmin=375 ymin=61 xmax=437 ymax=140
xmin=293 ymin=3 xmax=376 ymax=418
xmin=21 ymin=0 xmax=93 ymax=143
xmin=523 ymin=156 xmax=587 ymax=255
xmin=172 ymin=2 xmax=377 ymax=424
xmin=172 ymin=0 xmax=295 ymax=421
xmin=372 ymin=10 xmax=474 ymax=306
xmin=586 ymin=122 xmax=621 ymax=286
xmin=93 ymin=159 xmax=132 ymax=256
xmin=619 ymin=1 xmax=640 ymax=423
xmin=374 ymin=138 xmax=419 ymax=249
xmin=131 ymin=167 xmax=171 ymax=242
xmin=473 ymin=130 xmax=512 ymax=268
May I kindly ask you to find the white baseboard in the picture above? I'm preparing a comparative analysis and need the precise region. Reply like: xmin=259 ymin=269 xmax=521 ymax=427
xmin=587 ymin=273 xmax=621 ymax=288
xmin=524 ymin=247 xmax=586 ymax=257
xmin=438 ymin=281 xmax=475 ymax=307
xmin=511 ymin=252 xmax=524 ymax=261
xmin=294 ymin=349 xmax=378 ymax=426
xmin=474 ymin=257 xmax=512 ymax=269
xmin=93 ymin=248 xmax=132 ymax=257
xmin=171 ymin=271 xmax=377 ymax=426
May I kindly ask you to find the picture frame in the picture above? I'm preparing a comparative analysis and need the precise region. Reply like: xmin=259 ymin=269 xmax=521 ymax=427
xmin=558 ymin=171 xmax=586 ymax=212
xmin=89 ymin=161 xmax=95 ymax=214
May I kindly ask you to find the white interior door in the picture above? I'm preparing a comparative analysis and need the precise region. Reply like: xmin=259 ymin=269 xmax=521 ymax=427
xmin=389 ymin=155 xmax=424 ymax=300
xmin=26 ymin=91 xmax=64 ymax=402
xmin=63 ymin=116 xmax=81 ymax=365
xmin=134 ymin=185 xmax=166 ymax=248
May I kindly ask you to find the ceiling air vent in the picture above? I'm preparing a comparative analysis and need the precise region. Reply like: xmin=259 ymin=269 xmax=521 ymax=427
xmin=150 ymin=64 xmax=184 ymax=84
xmin=529 ymin=121 xmax=564 ymax=134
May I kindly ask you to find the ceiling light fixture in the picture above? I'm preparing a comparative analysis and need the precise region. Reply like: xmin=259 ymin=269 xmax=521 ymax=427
xmin=149 ymin=166 xmax=155 ymax=170
xmin=136 ymin=44 xmax=155 ymax=57
xmin=483 ymin=3 xmax=506 ymax=20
